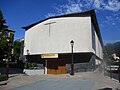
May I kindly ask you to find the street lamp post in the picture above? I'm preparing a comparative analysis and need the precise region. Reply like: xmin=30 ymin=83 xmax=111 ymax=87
xmin=25 ymin=50 xmax=30 ymax=69
xmin=70 ymin=40 xmax=74 ymax=75
xmin=26 ymin=50 xmax=29 ymax=61
xmin=118 ymin=59 xmax=120 ymax=83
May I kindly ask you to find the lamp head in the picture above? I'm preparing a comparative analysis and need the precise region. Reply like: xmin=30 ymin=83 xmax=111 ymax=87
xmin=27 ymin=50 xmax=29 ymax=55
xmin=70 ymin=40 xmax=74 ymax=46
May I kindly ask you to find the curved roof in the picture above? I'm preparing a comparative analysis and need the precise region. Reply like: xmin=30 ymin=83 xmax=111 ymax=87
xmin=22 ymin=9 xmax=103 ymax=47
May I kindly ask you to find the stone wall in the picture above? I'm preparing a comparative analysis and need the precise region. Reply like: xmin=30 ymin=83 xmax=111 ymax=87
xmin=66 ymin=55 xmax=96 ymax=73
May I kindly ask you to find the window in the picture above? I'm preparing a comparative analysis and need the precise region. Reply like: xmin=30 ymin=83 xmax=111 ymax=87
xmin=92 ymin=29 xmax=96 ymax=50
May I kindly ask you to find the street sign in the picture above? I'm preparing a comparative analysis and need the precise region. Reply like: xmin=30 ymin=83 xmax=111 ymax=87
xmin=41 ymin=54 xmax=58 ymax=58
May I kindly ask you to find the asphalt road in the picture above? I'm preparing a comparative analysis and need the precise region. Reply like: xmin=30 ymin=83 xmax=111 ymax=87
xmin=9 ymin=79 xmax=94 ymax=90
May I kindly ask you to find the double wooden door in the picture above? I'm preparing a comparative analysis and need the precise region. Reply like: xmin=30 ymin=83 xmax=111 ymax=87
xmin=47 ymin=59 xmax=66 ymax=74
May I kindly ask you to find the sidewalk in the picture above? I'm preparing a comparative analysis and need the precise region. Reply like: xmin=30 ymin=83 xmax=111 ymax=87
xmin=0 ymin=72 xmax=120 ymax=90
xmin=76 ymin=72 xmax=120 ymax=90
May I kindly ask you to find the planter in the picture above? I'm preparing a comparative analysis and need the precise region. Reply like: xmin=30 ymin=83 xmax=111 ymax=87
xmin=23 ymin=69 xmax=44 ymax=75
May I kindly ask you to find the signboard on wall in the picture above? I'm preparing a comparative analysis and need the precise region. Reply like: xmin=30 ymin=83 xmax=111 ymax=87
xmin=41 ymin=54 xmax=58 ymax=58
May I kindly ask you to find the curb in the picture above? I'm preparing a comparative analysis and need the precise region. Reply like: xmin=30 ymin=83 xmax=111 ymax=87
xmin=0 ymin=80 xmax=9 ymax=86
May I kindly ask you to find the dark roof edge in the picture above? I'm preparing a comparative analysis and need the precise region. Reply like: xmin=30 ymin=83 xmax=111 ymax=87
xmin=90 ymin=10 xmax=104 ymax=47
xmin=22 ymin=9 xmax=94 ymax=30
xmin=7 ymin=28 xmax=15 ymax=32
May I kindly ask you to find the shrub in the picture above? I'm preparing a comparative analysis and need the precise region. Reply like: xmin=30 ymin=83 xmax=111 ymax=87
xmin=32 ymin=62 xmax=37 ymax=67
xmin=24 ymin=62 xmax=38 ymax=69
xmin=0 ymin=74 xmax=7 ymax=81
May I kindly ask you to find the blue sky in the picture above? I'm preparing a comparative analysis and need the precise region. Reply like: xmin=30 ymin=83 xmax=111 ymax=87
xmin=0 ymin=0 xmax=120 ymax=45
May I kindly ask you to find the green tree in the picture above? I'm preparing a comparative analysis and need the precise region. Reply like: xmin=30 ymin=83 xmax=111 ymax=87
xmin=114 ymin=42 xmax=120 ymax=57
xmin=0 ymin=10 xmax=15 ymax=63
xmin=105 ymin=41 xmax=120 ymax=57
xmin=13 ymin=40 xmax=21 ymax=61
xmin=105 ymin=43 xmax=115 ymax=56
xmin=105 ymin=41 xmax=120 ymax=67
xmin=0 ymin=10 xmax=9 ymax=62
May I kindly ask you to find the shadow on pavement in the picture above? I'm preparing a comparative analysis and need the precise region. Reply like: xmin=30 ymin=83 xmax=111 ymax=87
xmin=99 ymin=87 xmax=112 ymax=90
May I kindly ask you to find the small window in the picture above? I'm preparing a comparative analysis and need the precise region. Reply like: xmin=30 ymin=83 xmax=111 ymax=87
xmin=92 ymin=29 xmax=96 ymax=50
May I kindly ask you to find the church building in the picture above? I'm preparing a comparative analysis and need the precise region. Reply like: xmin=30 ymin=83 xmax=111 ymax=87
xmin=23 ymin=10 xmax=103 ymax=74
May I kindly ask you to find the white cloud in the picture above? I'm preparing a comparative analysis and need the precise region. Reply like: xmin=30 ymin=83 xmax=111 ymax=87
xmin=56 ymin=0 xmax=82 ymax=14
xmin=106 ymin=16 xmax=113 ymax=21
xmin=46 ymin=0 xmax=83 ymax=17
xmin=94 ymin=0 xmax=101 ymax=9
xmin=104 ymin=11 xmax=120 ymax=26
xmin=92 ymin=0 xmax=120 ymax=11
xmin=104 ymin=40 xmax=120 ymax=45
xmin=47 ymin=0 xmax=120 ymax=17
xmin=104 ymin=0 xmax=120 ymax=12
xmin=74 ymin=0 xmax=120 ymax=12
xmin=46 ymin=13 xmax=57 ymax=18
xmin=112 ymin=22 xmax=115 ymax=25
xmin=46 ymin=0 xmax=120 ymax=28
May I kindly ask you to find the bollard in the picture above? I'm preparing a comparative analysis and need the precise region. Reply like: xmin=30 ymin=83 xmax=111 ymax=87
xmin=118 ymin=65 xmax=120 ymax=83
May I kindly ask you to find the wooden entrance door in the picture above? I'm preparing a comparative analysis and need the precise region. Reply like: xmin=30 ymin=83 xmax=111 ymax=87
xmin=47 ymin=59 xmax=66 ymax=74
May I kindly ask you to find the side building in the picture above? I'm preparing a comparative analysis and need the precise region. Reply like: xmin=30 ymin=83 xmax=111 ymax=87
xmin=22 ymin=10 xmax=103 ymax=74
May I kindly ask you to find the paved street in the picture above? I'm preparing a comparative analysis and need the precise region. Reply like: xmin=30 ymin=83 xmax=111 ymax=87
xmin=0 ymin=72 xmax=120 ymax=90
xmin=9 ymin=79 xmax=94 ymax=90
